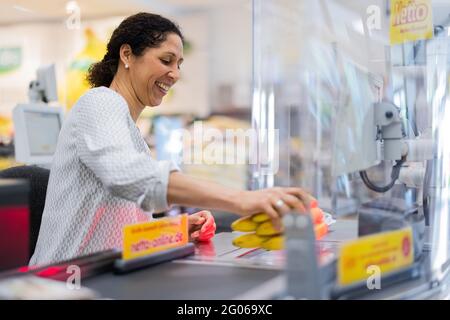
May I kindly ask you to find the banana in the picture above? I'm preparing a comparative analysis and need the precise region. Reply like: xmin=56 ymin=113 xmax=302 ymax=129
xmin=251 ymin=212 xmax=271 ymax=223
xmin=231 ymin=204 xmax=330 ymax=249
xmin=261 ymin=235 xmax=284 ymax=250
xmin=231 ymin=216 xmax=259 ymax=232
xmin=256 ymin=221 xmax=282 ymax=236
xmin=232 ymin=233 xmax=269 ymax=248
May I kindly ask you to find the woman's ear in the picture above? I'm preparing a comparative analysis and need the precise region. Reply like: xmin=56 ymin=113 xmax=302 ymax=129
xmin=119 ymin=44 xmax=133 ymax=69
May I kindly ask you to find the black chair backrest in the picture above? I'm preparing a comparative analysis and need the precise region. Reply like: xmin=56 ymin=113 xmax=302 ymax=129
xmin=0 ymin=165 xmax=50 ymax=258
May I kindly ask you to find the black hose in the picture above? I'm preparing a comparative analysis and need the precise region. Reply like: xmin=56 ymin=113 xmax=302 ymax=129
xmin=359 ymin=157 xmax=405 ymax=193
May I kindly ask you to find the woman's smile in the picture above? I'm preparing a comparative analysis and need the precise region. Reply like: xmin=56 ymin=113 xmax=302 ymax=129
xmin=155 ymin=81 xmax=170 ymax=95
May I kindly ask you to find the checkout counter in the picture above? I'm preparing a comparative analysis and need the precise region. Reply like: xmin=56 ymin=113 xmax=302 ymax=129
xmin=82 ymin=220 xmax=351 ymax=300
xmin=81 ymin=218 xmax=446 ymax=300
xmin=1 ymin=216 xmax=443 ymax=300
xmin=0 ymin=218 xmax=348 ymax=300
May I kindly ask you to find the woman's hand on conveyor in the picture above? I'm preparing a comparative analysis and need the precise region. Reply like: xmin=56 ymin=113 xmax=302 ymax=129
xmin=236 ymin=187 xmax=315 ymax=232
xmin=188 ymin=210 xmax=216 ymax=242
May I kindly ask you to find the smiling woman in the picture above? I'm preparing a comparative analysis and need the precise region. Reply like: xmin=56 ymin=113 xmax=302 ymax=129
xmin=29 ymin=12 xmax=313 ymax=267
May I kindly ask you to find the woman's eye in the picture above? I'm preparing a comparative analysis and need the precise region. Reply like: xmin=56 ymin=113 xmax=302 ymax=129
xmin=160 ymin=59 xmax=170 ymax=65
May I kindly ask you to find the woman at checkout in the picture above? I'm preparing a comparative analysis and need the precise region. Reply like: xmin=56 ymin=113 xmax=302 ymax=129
xmin=30 ymin=13 xmax=313 ymax=266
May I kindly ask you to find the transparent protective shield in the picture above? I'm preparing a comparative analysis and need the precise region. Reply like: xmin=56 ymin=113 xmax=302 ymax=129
xmin=252 ymin=0 xmax=450 ymax=286
xmin=427 ymin=31 xmax=450 ymax=282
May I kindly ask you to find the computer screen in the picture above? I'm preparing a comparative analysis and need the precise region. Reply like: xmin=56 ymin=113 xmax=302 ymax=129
xmin=13 ymin=103 xmax=64 ymax=165
xmin=24 ymin=111 xmax=61 ymax=156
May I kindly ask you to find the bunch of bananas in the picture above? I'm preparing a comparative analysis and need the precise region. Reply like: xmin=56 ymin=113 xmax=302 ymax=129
xmin=231 ymin=203 xmax=328 ymax=250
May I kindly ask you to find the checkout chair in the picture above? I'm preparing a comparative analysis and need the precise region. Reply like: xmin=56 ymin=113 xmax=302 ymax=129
xmin=0 ymin=165 xmax=50 ymax=258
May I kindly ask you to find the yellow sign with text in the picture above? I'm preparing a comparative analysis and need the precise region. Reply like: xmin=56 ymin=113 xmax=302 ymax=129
xmin=122 ymin=214 xmax=188 ymax=261
xmin=390 ymin=0 xmax=433 ymax=45
xmin=338 ymin=227 xmax=414 ymax=286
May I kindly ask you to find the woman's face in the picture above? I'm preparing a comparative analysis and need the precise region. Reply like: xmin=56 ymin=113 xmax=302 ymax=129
xmin=130 ymin=33 xmax=184 ymax=107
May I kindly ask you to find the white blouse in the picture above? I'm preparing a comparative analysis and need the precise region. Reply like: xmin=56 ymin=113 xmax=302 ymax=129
xmin=30 ymin=87 xmax=178 ymax=266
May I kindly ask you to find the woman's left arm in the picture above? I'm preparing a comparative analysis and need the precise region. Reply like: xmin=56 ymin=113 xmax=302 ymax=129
xmin=167 ymin=171 xmax=313 ymax=231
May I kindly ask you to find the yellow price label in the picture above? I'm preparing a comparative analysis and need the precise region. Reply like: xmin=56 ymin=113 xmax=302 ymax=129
xmin=338 ymin=227 xmax=414 ymax=286
xmin=122 ymin=214 xmax=189 ymax=261
xmin=390 ymin=0 xmax=433 ymax=45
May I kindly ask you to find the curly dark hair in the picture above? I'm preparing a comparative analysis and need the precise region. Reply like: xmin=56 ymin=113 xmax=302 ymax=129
xmin=87 ymin=12 xmax=184 ymax=88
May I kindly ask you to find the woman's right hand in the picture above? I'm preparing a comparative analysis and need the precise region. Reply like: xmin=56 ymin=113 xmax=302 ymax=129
xmin=235 ymin=187 xmax=315 ymax=232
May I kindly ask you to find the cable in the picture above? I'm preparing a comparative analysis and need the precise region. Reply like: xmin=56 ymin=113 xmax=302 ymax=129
xmin=422 ymin=159 xmax=433 ymax=226
xmin=359 ymin=157 xmax=406 ymax=193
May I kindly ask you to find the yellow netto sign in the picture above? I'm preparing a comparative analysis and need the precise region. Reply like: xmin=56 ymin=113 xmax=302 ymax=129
xmin=338 ymin=227 xmax=414 ymax=286
xmin=122 ymin=214 xmax=188 ymax=261
xmin=390 ymin=0 xmax=433 ymax=45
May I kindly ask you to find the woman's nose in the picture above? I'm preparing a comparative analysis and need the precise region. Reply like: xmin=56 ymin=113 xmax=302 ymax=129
xmin=168 ymin=67 xmax=180 ymax=82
